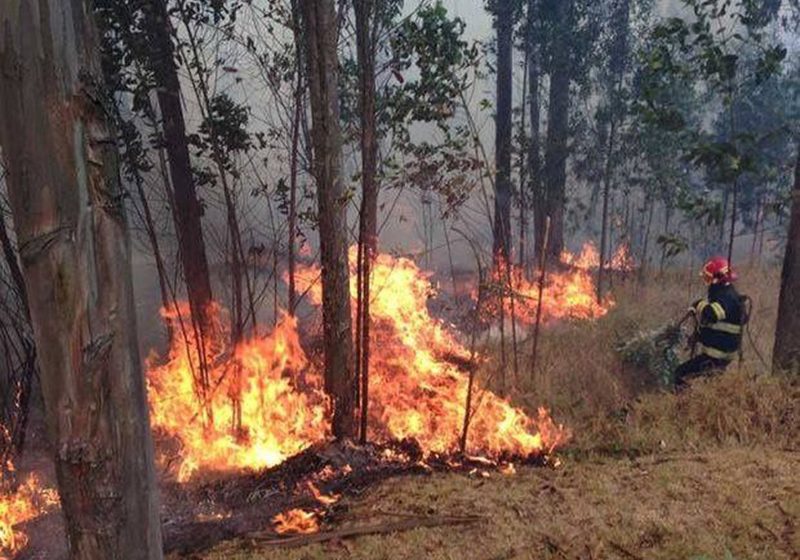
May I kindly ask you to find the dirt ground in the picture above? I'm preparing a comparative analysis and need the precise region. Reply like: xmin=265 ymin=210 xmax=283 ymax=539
xmin=194 ymin=446 xmax=799 ymax=560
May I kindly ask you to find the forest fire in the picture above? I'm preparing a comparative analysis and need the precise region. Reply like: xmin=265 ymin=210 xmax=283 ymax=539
xmin=146 ymin=307 xmax=330 ymax=482
xmin=296 ymin=249 xmax=568 ymax=456
xmin=485 ymin=243 xmax=614 ymax=325
xmin=146 ymin=249 xmax=567 ymax=482
xmin=0 ymin=464 xmax=58 ymax=557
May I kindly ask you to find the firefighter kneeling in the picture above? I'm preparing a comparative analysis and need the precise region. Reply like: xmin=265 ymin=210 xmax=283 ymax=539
xmin=674 ymin=257 xmax=745 ymax=389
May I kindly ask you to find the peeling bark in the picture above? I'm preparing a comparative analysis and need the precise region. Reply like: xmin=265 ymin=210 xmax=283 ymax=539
xmin=0 ymin=1 xmax=163 ymax=557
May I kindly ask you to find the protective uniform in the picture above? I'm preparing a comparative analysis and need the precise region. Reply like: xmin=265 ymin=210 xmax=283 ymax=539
xmin=674 ymin=258 xmax=744 ymax=389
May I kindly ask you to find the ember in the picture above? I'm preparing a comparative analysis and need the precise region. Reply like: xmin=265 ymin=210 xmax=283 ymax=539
xmin=0 ymin=463 xmax=58 ymax=557
xmin=272 ymin=508 xmax=320 ymax=534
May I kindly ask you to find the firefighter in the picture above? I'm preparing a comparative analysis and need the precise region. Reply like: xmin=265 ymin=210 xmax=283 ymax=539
xmin=674 ymin=257 xmax=744 ymax=389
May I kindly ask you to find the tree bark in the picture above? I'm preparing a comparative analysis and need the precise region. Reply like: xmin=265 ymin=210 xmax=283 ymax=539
xmin=493 ymin=0 xmax=513 ymax=263
xmin=0 ymin=1 xmax=163 ymax=557
xmin=597 ymin=0 xmax=630 ymax=301
xmin=142 ymin=0 xmax=214 ymax=334
xmin=355 ymin=0 xmax=379 ymax=444
xmin=288 ymin=0 xmax=304 ymax=315
xmin=301 ymin=0 xmax=355 ymax=438
xmin=542 ymin=0 xmax=571 ymax=259
xmin=773 ymin=149 xmax=800 ymax=373
xmin=527 ymin=0 xmax=544 ymax=268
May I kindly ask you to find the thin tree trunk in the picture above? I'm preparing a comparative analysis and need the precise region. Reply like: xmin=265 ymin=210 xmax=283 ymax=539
xmin=142 ymin=0 xmax=214 ymax=334
xmin=132 ymin=176 xmax=174 ymax=340
xmin=660 ymin=202 xmax=672 ymax=275
xmin=493 ymin=0 xmax=514 ymax=263
xmin=459 ymin=233 xmax=484 ymax=454
xmin=301 ymin=0 xmax=356 ymax=438
xmin=639 ymin=196 xmax=655 ymax=284
xmin=772 ymin=148 xmax=800 ymax=373
xmin=288 ymin=0 xmax=304 ymax=315
xmin=355 ymin=0 xmax=379 ymax=444
xmin=719 ymin=188 xmax=729 ymax=254
xmin=0 ymin=1 xmax=163 ymax=556
xmin=174 ymin=0 xmax=257 ymax=341
xmin=750 ymin=194 xmax=761 ymax=268
xmin=527 ymin=0 xmax=543 ymax=270
xmin=542 ymin=0 xmax=571 ymax=259
xmin=597 ymin=119 xmax=616 ymax=303
xmin=531 ymin=217 xmax=551 ymax=382
xmin=518 ymin=49 xmax=529 ymax=273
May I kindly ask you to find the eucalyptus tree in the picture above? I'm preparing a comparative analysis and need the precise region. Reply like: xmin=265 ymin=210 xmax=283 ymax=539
xmin=301 ymin=0 xmax=356 ymax=439
xmin=0 ymin=0 xmax=163 ymax=556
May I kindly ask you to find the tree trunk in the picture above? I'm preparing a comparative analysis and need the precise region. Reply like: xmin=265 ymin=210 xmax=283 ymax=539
xmin=597 ymin=119 xmax=616 ymax=303
xmin=288 ymin=0 xmax=304 ymax=315
xmin=639 ymin=196 xmax=655 ymax=284
xmin=527 ymin=0 xmax=544 ymax=269
xmin=301 ymin=0 xmax=356 ymax=438
xmin=0 ymin=1 xmax=163 ymax=557
xmin=518 ymin=50 xmax=529 ymax=273
xmin=773 ymin=149 xmax=800 ymax=373
xmin=493 ymin=0 xmax=513 ymax=264
xmin=596 ymin=0 xmax=630 ymax=300
xmin=355 ymin=0 xmax=379 ymax=444
xmin=542 ymin=0 xmax=571 ymax=259
xmin=142 ymin=0 xmax=214 ymax=334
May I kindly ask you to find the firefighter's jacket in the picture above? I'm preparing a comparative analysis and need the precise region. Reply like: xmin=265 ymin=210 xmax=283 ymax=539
xmin=691 ymin=283 xmax=744 ymax=362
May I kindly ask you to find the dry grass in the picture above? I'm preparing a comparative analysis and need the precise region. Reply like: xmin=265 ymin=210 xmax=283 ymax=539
xmin=198 ymin=446 xmax=800 ymax=560
xmin=185 ymin=268 xmax=800 ymax=560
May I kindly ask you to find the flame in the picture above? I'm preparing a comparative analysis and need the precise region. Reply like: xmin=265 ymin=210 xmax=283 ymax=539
xmin=148 ymin=248 xmax=568 ymax=481
xmin=272 ymin=508 xmax=319 ymax=534
xmin=296 ymin=248 xmax=569 ymax=457
xmin=146 ymin=306 xmax=330 ymax=481
xmin=0 ymin=465 xmax=58 ymax=557
xmin=486 ymin=244 xmax=613 ymax=326
xmin=560 ymin=242 xmax=601 ymax=270
xmin=609 ymin=244 xmax=636 ymax=272
xmin=307 ymin=482 xmax=339 ymax=506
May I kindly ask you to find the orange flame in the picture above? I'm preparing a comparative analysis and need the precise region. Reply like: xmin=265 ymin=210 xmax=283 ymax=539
xmin=272 ymin=508 xmax=319 ymax=534
xmin=487 ymin=244 xmax=613 ymax=326
xmin=609 ymin=244 xmax=636 ymax=272
xmin=148 ymin=248 xmax=568 ymax=481
xmin=307 ymin=482 xmax=339 ymax=506
xmin=560 ymin=242 xmax=601 ymax=270
xmin=297 ymin=248 xmax=569 ymax=457
xmin=146 ymin=307 xmax=330 ymax=481
xmin=0 ymin=464 xmax=58 ymax=557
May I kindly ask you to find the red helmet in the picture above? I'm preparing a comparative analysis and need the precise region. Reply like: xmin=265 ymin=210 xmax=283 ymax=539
xmin=702 ymin=257 xmax=737 ymax=285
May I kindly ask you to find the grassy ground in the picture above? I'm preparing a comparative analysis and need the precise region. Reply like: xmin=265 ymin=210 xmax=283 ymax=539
xmin=201 ymin=446 xmax=799 ymax=560
xmin=186 ymin=268 xmax=800 ymax=560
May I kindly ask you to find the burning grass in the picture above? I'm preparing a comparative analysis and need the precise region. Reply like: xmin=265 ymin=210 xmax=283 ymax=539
xmin=147 ymin=248 xmax=568 ymax=483
xmin=147 ymin=307 xmax=331 ymax=482
xmin=482 ymin=243 xmax=616 ymax=326
xmin=190 ymin=371 xmax=800 ymax=560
